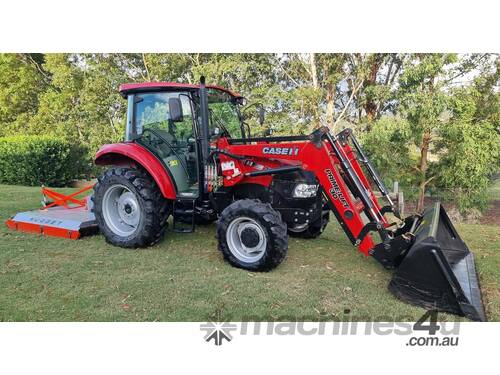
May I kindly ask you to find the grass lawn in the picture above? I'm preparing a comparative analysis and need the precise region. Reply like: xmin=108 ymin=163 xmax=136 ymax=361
xmin=0 ymin=184 xmax=498 ymax=322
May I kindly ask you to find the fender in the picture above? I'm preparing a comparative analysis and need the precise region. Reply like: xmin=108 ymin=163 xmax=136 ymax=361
xmin=95 ymin=142 xmax=177 ymax=199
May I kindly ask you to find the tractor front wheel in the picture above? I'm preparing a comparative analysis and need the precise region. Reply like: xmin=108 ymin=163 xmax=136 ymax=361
xmin=217 ymin=199 xmax=288 ymax=271
xmin=92 ymin=167 xmax=169 ymax=248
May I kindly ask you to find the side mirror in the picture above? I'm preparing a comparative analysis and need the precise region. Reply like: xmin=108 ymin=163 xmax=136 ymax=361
xmin=168 ymin=97 xmax=183 ymax=122
xmin=258 ymin=106 xmax=265 ymax=125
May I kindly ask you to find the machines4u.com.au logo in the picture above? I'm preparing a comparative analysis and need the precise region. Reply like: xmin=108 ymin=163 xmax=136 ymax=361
xmin=200 ymin=322 xmax=237 ymax=346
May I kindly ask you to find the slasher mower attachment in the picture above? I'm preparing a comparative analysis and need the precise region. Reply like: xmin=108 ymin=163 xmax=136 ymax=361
xmin=6 ymin=185 xmax=97 ymax=240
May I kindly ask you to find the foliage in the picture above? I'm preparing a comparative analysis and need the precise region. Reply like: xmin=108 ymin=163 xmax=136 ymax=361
xmin=0 ymin=54 xmax=47 ymax=135
xmin=397 ymin=54 xmax=473 ymax=210
xmin=435 ymin=120 xmax=499 ymax=211
xmin=28 ymin=54 xmax=125 ymax=153
xmin=434 ymin=83 xmax=500 ymax=213
xmin=360 ymin=116 xmax=416 ymax=191
xmin=0 ymin=53 xmax=498 ymax=212
xmin=0 ymin=136 xmax=90 ymax=186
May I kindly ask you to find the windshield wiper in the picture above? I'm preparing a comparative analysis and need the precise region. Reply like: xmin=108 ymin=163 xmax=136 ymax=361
xmin=208 ymin=109 xmax=231 ymax=137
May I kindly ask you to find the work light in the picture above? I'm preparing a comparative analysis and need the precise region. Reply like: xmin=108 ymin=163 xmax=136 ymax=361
xmin=292 ymin=183 xmax=318 ymax=198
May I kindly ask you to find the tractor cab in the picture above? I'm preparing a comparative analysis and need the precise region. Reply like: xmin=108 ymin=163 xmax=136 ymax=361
xmin=119 ymin=82 xmax=247 ymax=199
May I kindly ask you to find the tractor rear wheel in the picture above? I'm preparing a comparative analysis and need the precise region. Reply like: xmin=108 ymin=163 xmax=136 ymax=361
xmin=217 ymin=199 xmax=288 ymax=271
xmin=92 ymin=167 xmax=169 ymax=248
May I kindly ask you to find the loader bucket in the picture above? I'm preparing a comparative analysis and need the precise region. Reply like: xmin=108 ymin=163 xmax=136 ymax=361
xmin=389 ymin=202 xmax=486 ymax=321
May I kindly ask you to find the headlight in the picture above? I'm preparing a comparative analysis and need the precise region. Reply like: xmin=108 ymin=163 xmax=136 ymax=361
xmin=292 ymin=183 xmax=318 ymax=198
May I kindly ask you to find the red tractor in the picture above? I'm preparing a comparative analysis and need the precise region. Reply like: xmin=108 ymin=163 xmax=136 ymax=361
xmin=7 ymin=77 xmax=486 ymax=321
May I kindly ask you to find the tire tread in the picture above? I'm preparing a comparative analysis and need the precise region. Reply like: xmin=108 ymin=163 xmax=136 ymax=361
xmin=217 ymin=199 xmax=288 ymax=271
xmin=92 ymin=167 xmax=169 ymax=248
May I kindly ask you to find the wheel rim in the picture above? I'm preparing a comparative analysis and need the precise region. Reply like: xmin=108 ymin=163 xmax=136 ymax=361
xmin=226 ymin=216 xmax=267 ymax=263
xmin=102 ymin=184 xmax=141 ymax=237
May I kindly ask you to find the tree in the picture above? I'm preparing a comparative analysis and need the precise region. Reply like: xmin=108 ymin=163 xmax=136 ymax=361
xmin=28 ymin=54 xmax=86 ymax=141
xmin=352 ymin=54 xmax=404 ymax=127
xmin=398 ymin=54 xmax=456 ymax=211
xmin=274 ymin=53 xmax=352 ymax=132
xmin=360 ymin=115 xmax=413 ymax=187
xmin=434 ymin=62 xmax=500 ymax=213
xmin=0 ymin=54 xmax=48 ymax=136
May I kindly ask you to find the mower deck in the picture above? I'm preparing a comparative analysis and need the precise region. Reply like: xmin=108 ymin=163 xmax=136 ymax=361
xmin=6 ymin=205 xmax=97 ymax=240
xmin=5 ymin=185 xmax=97 ymax=240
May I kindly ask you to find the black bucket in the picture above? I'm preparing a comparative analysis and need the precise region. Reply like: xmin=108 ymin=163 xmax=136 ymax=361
xmin=389 ymin=202 xmax=486 ymax=321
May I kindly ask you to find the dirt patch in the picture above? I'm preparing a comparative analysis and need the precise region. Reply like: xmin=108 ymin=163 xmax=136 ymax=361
xmin=480 ymin=200 xmax=500 ymax=226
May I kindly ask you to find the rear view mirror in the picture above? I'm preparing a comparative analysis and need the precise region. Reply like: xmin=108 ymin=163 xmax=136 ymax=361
xmin=168 ymin=97 xmax=183 ymax=122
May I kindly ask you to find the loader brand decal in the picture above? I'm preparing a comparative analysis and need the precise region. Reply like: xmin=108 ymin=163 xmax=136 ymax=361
xmin=325 ymin=169 xmax=349 ymax=208
xmin=262 ymin=146 xmax=299 ymax=156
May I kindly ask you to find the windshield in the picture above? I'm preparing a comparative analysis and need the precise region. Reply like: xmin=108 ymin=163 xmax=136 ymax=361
xmin=206 ymin=89 xmax=243 ymax=138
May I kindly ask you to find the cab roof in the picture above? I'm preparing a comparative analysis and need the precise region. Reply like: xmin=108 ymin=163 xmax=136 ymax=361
xmin=119 ymin=82 xmax=243 ymax=99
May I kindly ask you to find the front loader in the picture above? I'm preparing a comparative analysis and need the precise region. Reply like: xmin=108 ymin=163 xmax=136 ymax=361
xmin=6 ymin=77 xmax=486 ymax=321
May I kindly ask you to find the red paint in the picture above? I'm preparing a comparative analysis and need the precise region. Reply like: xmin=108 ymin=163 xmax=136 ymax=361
xmin=341 ymin=143 xmax=387 ymax=225
xmin=42 ymin=185 xmax=93 ymax=210
xmin=119 ymin=82 xmax=243 ymax=98
xmin=6 ymin=219 xmax=80 ymax=240
xmin=95 ymin=143 xmax=177 ymax=199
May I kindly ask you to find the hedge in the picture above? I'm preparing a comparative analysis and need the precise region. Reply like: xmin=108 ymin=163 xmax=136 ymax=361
xmin=0 ymin=136 xmax=90 ymax=187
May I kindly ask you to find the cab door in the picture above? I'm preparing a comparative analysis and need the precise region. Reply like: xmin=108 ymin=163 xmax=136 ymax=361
xmin=132 ymin=91 xmax=199 ymax=197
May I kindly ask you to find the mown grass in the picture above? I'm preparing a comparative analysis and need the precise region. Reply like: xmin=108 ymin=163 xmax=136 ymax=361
xmin=0 ymin=184 xmax=498 ymax=322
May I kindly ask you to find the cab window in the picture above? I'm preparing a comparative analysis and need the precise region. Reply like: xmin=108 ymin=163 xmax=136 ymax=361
xmin=134 ymin=92 xmax=193 ymax=145
xmin=206 ymin=89 xmax=243 ymax=138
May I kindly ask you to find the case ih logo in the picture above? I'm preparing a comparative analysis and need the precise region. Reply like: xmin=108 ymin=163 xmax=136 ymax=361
xmin=262 ymin=147 xmax=299 ymax=156
xmin=325 ymin=169 xmax=349 ymax=208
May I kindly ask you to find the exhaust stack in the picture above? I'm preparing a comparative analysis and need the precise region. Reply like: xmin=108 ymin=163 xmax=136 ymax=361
xmin=199 ymin=76 xmax=211 ymax=163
